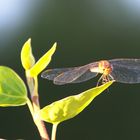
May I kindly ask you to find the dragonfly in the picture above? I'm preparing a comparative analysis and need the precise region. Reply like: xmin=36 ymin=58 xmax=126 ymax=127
xmin=41 ymin=59 xmax=140 ymax=85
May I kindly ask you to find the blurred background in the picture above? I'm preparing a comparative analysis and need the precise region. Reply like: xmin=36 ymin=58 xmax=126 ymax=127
xmin=0 ymin=0 xmax=140 ymax=139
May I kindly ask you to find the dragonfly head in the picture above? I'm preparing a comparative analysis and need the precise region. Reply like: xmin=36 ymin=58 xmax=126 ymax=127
xmin=98 ymin=60 xmax=113 ymax=75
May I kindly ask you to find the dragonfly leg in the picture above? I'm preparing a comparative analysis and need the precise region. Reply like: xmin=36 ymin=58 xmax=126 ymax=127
xmin=96 ymin=75 xmax=103 ymax=86
xmin=102 ymin=75 xmax=111 ymax=93
xmin=108 ymin=74 xmax=114 ymax=81
xmin=102 ymin=75 xmax=108 ymax=84
xmin=97 ymin=74 xmax=113 ymax=86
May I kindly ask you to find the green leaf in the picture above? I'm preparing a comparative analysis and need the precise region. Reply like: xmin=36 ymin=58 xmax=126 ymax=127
xmin=21 ymin=38 xmax=35 ymax=70
xmin=0 ymin=66 xmax=28 ymax=106
xmin=39 ymin=81 xmax=113 ymax=124
xmin=29 ymin=42 xmax=57 ymax=77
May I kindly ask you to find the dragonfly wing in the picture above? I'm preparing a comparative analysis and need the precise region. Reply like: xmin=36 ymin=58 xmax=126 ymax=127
xmin=109 ymin=59 xmax=140 ymax=83
xmin=70 ymin=69 xmax=98 ymax=83
xmin=109 ymin=59 xmax=140 ymax=67
xmin=54 ymin=64 xmax=98 ymax=85
xmin=41 ymin=68 xmax=73 ymax=80
xmin=41 ymin=62 xmax=98 ymax=85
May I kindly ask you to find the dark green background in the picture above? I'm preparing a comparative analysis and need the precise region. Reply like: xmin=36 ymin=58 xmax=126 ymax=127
xmin=0 ymin=0 xmax=140 ymax=140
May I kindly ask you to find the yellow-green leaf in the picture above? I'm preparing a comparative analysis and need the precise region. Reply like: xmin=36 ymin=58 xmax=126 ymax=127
xmin=0 ymin=66 xmax=28 ymax=106
xmin=39 ymin=81 xmax=113 ymax=124
xmin=21 ymin=38 xmax=35 ymax=70
xmin=29 ymin=42 xmax=57 ymax=77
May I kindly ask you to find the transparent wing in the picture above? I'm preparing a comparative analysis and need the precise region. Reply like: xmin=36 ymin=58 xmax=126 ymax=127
xmin=109 ymin=59 xmax=140 ymax=83
xmin=41 ymin=68 xmax=73 ymax=80
xmin=54 ymin=68 xmax=98 ymax=85
xmin=41 ymin=62 xmax=98 ymax=85
xmin=70 ymin=69 xmax=98 ymax=83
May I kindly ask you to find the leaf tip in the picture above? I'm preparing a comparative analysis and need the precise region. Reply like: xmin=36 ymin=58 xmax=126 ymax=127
xmin=21 ymin=38 xmax=35 ymax=70
xmin=27 ymin=38 xmax=31 ymax=45
xmin=51 ymin=42 xmax=57 ymax=52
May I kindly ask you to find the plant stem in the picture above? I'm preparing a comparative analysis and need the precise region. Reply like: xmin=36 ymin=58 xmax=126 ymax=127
xmin=27 ymin=98 xmax=34 ymax=117
xmin=26 ymin=75 xmax=50 ymax=140
xmin=51 ymin=124 xmax=58 ymax=140
xmin=34 ymin=117 xmax=49 ymax=140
